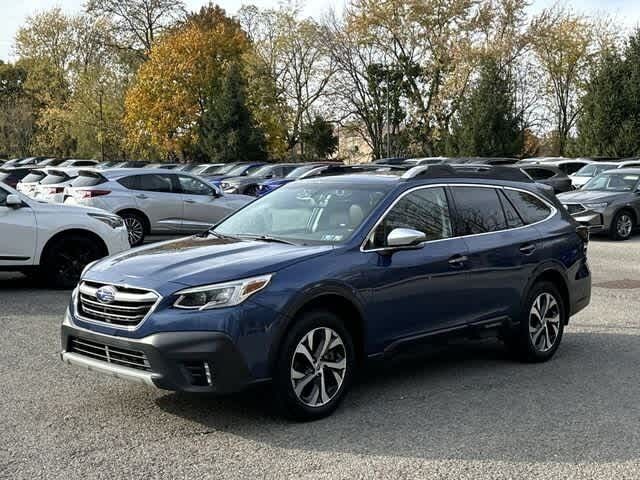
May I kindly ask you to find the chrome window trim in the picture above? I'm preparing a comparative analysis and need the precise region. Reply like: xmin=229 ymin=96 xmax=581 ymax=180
xmin=74 ymin=281 xmax=163 ymax=332
xmin=360 ymin=183 xmax=557 ymax=253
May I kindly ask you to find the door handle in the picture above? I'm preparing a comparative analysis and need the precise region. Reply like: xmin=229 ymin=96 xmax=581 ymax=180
xmin=184 ymin=199 xmax=196 ymax=204
xmin=135 ymin=194 xmax=148 ymax=199
xmin=448 ymin=254 xmax=468 ymax=267
xmin=519 ymin=244 xmax=536 ymax=255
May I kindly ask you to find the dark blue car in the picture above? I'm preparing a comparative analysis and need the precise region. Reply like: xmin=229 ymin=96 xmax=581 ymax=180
xmin=61 ymin=165 xmax=591 ymax=420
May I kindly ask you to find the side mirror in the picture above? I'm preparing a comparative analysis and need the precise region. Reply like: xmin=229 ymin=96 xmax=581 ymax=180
xmin=5 ymin=194 xmax=23 ymax=208
xmin=386 ymin=228 xmax=426 ymax=248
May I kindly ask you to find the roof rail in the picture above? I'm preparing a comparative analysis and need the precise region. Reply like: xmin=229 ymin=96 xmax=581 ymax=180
xmin=401 ymin=164 xmax=533 ymax=183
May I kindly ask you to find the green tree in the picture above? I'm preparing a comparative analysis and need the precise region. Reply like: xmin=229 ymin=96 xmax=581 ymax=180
xmin=0 ymin=61 xmax=35 ymax=156
xmin=577 ymin=30 xmax=640 ymax=157
xmin=448 ymin=58 xmax=522 ymax=156
xmin=300 ymin=116 xmax=338 ymax=159
xmin=197 ymin=63 xmax=267 ymax=163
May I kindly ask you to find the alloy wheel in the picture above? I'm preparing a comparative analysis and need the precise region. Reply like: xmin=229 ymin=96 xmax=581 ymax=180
xmin=529 ymin=292 xmax=561 ymax=353
xmin=124 ymin=217 xmax=144 ymax=245
xmin=616 ymin=214 xmax=633 ymax=238
xmin=290 ymin=327 xmax=347 ymax=408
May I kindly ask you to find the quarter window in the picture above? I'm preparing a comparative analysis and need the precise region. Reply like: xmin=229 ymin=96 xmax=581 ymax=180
xmin=503 ymin=189 xmax=552 ymax=224
xmin=369 ymin=187 xmax=453 ymax=249
xmin=451 ymin=187 xmax=507 ymax=235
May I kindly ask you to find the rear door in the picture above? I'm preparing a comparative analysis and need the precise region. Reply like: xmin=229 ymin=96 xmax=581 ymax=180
xmin=0 ymin=187 xmax=36 ymax=266
xmin=120 ymin=174 xmax=184 ymax=232
xmin=449 ymin=185 xmax=543 ymax=325
xmin=175 ymin=174 xmax=232 ymax=232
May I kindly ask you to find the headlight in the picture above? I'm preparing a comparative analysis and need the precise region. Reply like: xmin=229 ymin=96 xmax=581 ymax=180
xmin=173 ymin=274 xmax=273 ymax=310
xmin=88 ymin=212 xmax=125 ymax=229
xmin=221 ymin=182 xmax=230 ymax=189
xmin=584 ymin=202 xmax=608 ymax=211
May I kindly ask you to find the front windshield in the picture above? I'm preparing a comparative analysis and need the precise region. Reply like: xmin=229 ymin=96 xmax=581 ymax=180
xmin=574 ymin=164 xmax=616 ymax=177
xmin=286 ymin=165 xmax=321 ymax=179
xmin=214 ymin=183 xmax=392 ymax=245
xmin=582 ymin=173 xmax=640 ymax=192
xmin=248 ymin=165 xmax=275 ymax=177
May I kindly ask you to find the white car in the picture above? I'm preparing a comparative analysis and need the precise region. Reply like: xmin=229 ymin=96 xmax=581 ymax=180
xmin=16 ymin=169 xmax=47 ymax=197
xmin=63 ymin=168 xmax=253 ymax=245
xmin=32 ymin=168 xmax=88 ymax=203
xmin=0 ymin=183 xmax=130 ymax=288
xmin=569 ymin=162 xmax=619 ymax=188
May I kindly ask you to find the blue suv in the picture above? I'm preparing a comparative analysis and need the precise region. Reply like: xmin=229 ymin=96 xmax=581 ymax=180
xmin=61 ymin=165 xmax=591 ymax=420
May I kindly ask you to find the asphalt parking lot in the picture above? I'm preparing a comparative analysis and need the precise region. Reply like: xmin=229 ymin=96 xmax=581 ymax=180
xmin=1 ymin=237 xmax=639 ymax=479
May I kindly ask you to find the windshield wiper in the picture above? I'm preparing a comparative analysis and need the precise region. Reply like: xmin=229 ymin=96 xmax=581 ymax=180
xmin=203 ymin=229 xmax=240 ymax=240
xmin=238 ymin=234 xmax=297 ymax=245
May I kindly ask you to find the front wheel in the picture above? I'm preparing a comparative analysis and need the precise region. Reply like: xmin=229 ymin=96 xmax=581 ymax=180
xmin=272 ymin=310 xmax=355 ymax=421
xmin=120 ymin=212 xmax=146 ymax=246
xmin=609 ymin=210 xmax=634 ymax=241
xmin=41 ymin=235 xmax=103 ymax=289
xmin=505 ymin=281 xmax=565 ymax=363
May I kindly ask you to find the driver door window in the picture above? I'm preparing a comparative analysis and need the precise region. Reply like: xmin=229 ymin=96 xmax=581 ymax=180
xmin=177 ymin=175 xmax=213 ymax=196
xmin=369 ymin=187 xmax=453 ymax=249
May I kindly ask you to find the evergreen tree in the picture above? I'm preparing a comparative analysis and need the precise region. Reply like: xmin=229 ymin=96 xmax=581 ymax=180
xmin=448 ymin=59 xmax=522 ymax=157
xmin=577 ymin=30 xmax=640 ymax=157
xmin=300 ymin=116 xmax=338 ymax=159
xmin=197 ymin=63 xmax=267 ymax=163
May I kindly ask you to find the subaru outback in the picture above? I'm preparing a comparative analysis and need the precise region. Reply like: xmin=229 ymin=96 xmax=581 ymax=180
xmin=61 ymin=165 xmax=591 ymax=420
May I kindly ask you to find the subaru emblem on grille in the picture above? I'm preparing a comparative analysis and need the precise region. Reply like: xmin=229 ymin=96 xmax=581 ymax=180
xmin=96 ymin=286 xmax=117 ymax=304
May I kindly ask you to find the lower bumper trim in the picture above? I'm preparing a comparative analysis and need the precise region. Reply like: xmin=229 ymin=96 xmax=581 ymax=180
xmin=61 ymin=351 xmax=159 ymax=387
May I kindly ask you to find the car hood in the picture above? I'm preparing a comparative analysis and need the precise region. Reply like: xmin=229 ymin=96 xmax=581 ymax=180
xmin=557 ymin=190 xmax=626 ymax=204
xmin=85 ymin=235 xmax=334 ymax=291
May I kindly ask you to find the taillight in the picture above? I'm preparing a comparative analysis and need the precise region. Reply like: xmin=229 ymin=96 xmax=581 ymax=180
xmin=45 ymin=187 xmax=65 ymax=194
xmin=77 ymin=189 xmax=111 ymax=198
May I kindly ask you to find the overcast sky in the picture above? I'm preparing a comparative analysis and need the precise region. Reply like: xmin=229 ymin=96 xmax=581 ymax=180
xmin=1 ymin=0 xmax=639 ymax=61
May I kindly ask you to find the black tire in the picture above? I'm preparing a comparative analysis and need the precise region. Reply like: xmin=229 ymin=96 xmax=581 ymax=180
xmin=608 ymin=210 xmax=634 ymax=241
xmin=120 ymin=211 xmax=146 ymax=246
xmin=41 ymin=234 xmax=103 ymax=289
xmin=243 ymin=184 xmax=259 ymax=196
xmin=505 ymin=281 xmax=565 ymax=363
xmin=272 ymin=309 xmax=355 ymax=421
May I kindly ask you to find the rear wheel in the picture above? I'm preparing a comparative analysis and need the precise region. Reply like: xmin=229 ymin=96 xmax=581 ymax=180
xmin=609 ymin=210 xmax=634 ymax=241
xmin=41 ymin=234 xmax=103 ymax=289
xmin=120 ymin=212 xmax=146 ymax=246
xmin=505 ymin=281 xmax=565 ymax=363
xmin=272 ymin=309 xmax=355 ymax=421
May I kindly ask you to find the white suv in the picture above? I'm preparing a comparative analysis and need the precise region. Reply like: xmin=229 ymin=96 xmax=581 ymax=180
xmin=0 ymin=183 xmax=130 ymax=288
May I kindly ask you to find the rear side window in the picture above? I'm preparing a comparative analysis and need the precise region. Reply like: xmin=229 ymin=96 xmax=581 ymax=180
xmin=499 ymin=190 xmax=525 ymax=228
xmin=503 ymin=189 xmax=552 ymax=224
xmin=558 ymin=162 xmax=585 ymax=175
xmin=71 ymin=173 xmax=106 ymax=187
xmin=525 ymin=168 xmax=554 ymax=180
xmin=119 ymin=174 xmax=173 ymax=192
xmin=451 ymin=186 xmax=507 ymax=235
xmin=370 ymin=187 xmax=453 ymax=248
xmin=75 ymin=160 xmax=97 ymax=167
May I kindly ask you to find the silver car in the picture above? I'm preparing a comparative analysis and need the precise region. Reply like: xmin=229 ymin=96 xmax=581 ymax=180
xmin=62 ymin=169 xmax=253 ymax=245
xmin=557 ymin=168 xmax=640 ymax=241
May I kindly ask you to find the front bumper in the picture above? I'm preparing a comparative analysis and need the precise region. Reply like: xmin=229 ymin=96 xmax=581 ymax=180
xmin=61 ymin=312 xmax=255 ymax=393
xmin=572 ymin=211 xmax=606 ymax=232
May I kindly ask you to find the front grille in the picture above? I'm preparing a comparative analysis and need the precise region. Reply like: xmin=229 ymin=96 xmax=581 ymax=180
xmin=68 ymin=336 xmax=151 ymax=371
xmin=564 ymin=203 xmax=586 ymax=215
xmin=77 ymin=281 xmax=159 ymax=329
